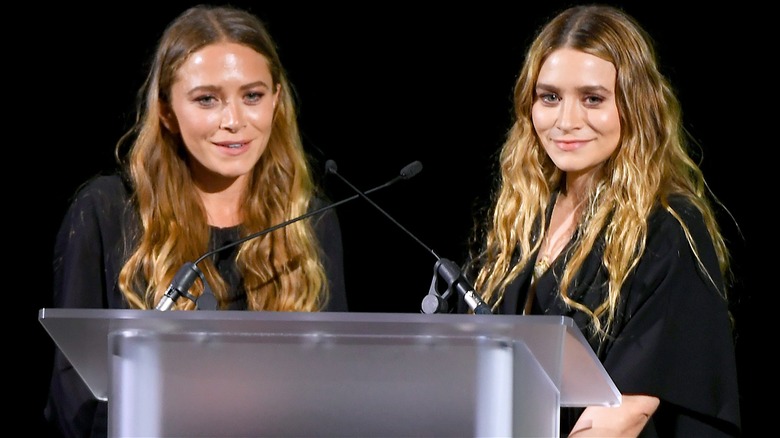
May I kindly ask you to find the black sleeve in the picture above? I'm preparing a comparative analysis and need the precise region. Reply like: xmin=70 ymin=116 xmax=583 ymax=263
xmin=45 ymin=175 xmax=131 ymax=438
xmin=312 ymin=201 xmax=348 ymax=311
xmin=601 ymin=201 xmax=740 ymax=436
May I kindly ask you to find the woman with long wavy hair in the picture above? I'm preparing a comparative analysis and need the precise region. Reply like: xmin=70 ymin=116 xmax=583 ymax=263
xmin=45 ymin=5 xmax=346 ymax=437
xmin=463 ymin=5 xmax=740 ymax=437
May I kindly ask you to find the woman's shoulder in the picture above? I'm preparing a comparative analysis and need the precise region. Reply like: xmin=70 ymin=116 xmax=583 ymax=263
xmin=649 ymin=194 xmax=707 ymax=232
xmin=64 ymin=172 xmax=134 ymax=224
xmin=645 ymin=194 xmax=718 ymax=265
xmin=309 ymin=194 xmax=330 ymax=211
xmin=69 ymin=172 xmax=132 ymax=206
xmin=308 ymin=193 xmax=339 ymax=220
xmin=75 ymin=172 xmax=131 ymax=196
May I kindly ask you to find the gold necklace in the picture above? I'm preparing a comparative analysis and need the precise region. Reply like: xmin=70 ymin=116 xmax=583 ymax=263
xmin=533 ymin=256 xmax=550 ymax=280
xmin=534 ymin=195 xmax=584 ymax=279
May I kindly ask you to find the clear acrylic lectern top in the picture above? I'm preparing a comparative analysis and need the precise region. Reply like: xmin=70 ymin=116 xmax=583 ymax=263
xmin=40 ymin=308 xmax=620 ymax=437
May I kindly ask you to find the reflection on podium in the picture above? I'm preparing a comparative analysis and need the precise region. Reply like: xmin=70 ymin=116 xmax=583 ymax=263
xmin=39 ymin=308 xmax=620 ymax=437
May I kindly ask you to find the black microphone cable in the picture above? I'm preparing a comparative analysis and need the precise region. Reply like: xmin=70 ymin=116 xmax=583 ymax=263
xmin=155 ymin=161 xmax=422 ymax=311
xmin=325 ymin=160 xmax=492 ymax=315
xmin=325 ymin=160 xmax=436 ymax=259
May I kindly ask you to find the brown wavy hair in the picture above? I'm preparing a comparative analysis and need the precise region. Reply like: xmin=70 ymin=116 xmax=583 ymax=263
xmin=470 ymin=5 xmax=731 ymax=339
xmin=115 ymin=5 xmax=328 ymax=311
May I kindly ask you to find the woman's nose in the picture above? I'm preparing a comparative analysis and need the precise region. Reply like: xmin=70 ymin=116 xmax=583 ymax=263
xmin=556 ymin=100 xmax=582 ymax=131
xmin=220 ymin=102 xmax=245 ymax=132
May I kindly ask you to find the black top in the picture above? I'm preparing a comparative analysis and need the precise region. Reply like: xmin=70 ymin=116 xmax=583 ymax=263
xmin=462 ymin=195 xmax=741 ymax=437
xmin=45 ymin=173 xmax=347 ymax=438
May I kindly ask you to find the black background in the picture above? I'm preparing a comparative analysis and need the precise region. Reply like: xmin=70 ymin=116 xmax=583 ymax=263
xmin=29 ymin=1 xmax=761 ymax=435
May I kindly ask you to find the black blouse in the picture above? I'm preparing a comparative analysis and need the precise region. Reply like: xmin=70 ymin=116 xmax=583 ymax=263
xmin=464 ymin=196 xmax=740 ymax=437
xmin=44 ymin=173 xmax=347 ymax=438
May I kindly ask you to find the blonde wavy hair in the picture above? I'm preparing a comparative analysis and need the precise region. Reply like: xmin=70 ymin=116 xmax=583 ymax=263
xmin=470 ymin=5 xmax=730 ymax=340
xmin=115 ymin=5 xmax=328 ymax=311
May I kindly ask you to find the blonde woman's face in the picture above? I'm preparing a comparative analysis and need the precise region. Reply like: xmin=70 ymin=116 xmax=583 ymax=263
xmin=163 ymin=42 xmax=280 ymax=189
xmin=531 ymin=48 xmax=620 ymax=179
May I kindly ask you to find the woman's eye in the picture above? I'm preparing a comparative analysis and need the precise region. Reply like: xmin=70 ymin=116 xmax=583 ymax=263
xmin=195 ymin=95 xmax=217 ymax=106
xmin=244 ymin=92 xmax=265 ymax=103
xmin=584 ymin=95 xmax=604 ymax=105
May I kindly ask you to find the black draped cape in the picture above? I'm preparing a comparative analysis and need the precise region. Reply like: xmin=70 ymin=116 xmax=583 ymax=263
xmin=462 ymin=196 xmax=740 ymax=437
xmin=45 ymin=174 xmax=347 ymax=438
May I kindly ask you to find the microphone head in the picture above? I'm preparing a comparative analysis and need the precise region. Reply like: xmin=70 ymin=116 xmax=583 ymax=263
xmin=325 ymin=160 xmax=338 ymax=174
xmin=400 ymin=161 xmax=423 ymax=179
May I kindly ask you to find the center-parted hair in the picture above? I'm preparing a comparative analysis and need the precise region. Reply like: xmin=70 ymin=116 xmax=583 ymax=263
xmin=469 ymin=5 xmax=730 ymax=339
xmin=116 ymin=5 xmax=329 ymax=311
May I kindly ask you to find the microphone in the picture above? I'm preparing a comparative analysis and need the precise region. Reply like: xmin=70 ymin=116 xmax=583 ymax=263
xmin=325 ymin=160 xmax=491 ymax=315
xmin=155 ymin=161 xmax=420 ymax=311
xmin=433 ymin=259 xmax=492 ymax=315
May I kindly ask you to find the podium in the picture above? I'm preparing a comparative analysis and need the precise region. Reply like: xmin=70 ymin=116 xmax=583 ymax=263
xmin=39 ymin=308 xmax=620 ymax=437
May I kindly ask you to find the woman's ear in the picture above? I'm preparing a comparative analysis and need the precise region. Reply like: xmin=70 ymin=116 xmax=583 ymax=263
xmin=159 ymin=102 xmax=179 ymax=133
xmin=273 ymin=83 xmax=281 ymax=110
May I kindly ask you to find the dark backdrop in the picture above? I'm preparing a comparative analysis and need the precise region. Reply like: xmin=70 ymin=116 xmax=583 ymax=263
xmin=30 ymin=2 xmax=761 ymax=435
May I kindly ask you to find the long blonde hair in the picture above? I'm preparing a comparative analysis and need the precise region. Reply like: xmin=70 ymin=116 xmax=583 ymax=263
xmin=116 ymin=5 xmax=328 ymax=311
xmin=471 ymin=5 xmax=730 ymax=340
